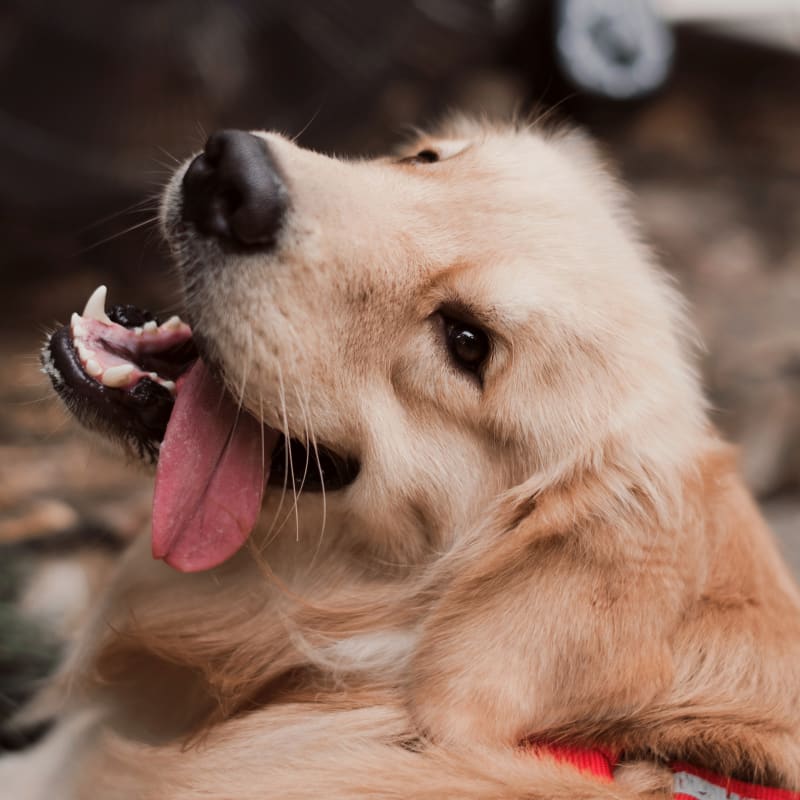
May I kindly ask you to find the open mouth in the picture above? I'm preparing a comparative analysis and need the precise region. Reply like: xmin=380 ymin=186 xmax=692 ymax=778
xmin=41 ymin=286 xmax=359 ymax=572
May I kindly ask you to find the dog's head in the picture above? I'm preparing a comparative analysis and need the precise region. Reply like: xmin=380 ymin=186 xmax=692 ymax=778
xmin=43 ymin=119 xmax=704 ymax=572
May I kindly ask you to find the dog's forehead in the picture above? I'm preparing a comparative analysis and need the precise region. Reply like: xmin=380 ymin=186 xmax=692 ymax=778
xmin=263 ymin=124 xmax=637 ymax=341
xmin=384 ymin=132 xmax=614 ymax=273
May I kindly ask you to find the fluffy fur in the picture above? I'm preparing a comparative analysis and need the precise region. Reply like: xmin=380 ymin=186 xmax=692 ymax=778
xmin=5 ymin=118 xmax=800 ymax=799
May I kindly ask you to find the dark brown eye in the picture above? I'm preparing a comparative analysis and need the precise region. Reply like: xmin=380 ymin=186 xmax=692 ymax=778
xmin=399 ymin=149 xmax=439 ymax=165
xmin=414 ymin=149 xmax=439 ymax=163
xmin=444 ymin=317 xmax=490 ymax=375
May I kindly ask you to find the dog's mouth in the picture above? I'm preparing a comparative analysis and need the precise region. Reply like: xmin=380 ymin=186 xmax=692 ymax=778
xmin=41 ymin=286 xmax=359 ymax=572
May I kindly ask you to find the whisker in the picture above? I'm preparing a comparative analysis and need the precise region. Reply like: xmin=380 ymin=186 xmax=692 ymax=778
xmin=262 ymin=361 xmax=292 ymax=545
xmin=290 ymin=106 xmax=322 ymax=144
xmin=281 ymin=363 xmax=299 ymax=542
xmin=145 ymin=161 xmax=183 ymax=175
xmin=156 ymin=145 xmax=183 ymax=166
xmin=197 ymin=377 xmax=249 ymax=528
xmin=277 ymin=386 xmax=311 ymax=542
xmin=524 ymin=93 xmax=578 ymax=132
xmin=141 ymin=175 xmax=178 ymax=189
xmin=307 ymin=385 xmax=328 ymax=573
xmin=237 ymin=332 xmax=253 ymax=415
xmin=295 ymin=389 xmax=312 ymax=488
xmin=266 ymin=321 xmax=317 ymax=543
xmin=140 ymin=224 xmax=163 ymax=255
xmin=259 ymin=392 xmax=267 ymax=494
xmin=74 ymin=215 xmax=161 ymax=255
xmin=8 ymin=392 xmax=59 ymax=406
xmin=77 ymin=195 xmax=161 ymax=234
xmin=195 ymin=120 xmax=208 ymax=144
xmin=219 ymin=332 xmax=253 ymax=467
xmin=199 ymin=334 xmax=254 ymax=517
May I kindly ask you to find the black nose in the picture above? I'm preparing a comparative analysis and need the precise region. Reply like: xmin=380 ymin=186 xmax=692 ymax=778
xmin=181 ymin=130 xmax=288 ymax=247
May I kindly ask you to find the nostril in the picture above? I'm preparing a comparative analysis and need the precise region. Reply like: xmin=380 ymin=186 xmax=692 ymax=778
xmin=205 ymin=192 xmax=236 ymax=240
xmin=182 ymin=156 xmax=231 ymax=239
xmin=180 ymin=129 xmax=288 ymax=248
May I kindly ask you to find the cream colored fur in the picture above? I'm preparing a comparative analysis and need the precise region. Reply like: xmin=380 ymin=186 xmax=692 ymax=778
xmin=8 ymin=118 xmax=800 ymax=798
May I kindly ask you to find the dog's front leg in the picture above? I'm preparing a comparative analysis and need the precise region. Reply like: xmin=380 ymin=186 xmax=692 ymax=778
xmin=408 ymin=503 xmax=684 ymax=748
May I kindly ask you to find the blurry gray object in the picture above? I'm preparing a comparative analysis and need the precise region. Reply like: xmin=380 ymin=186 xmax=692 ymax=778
xmin=549 ymin=0 xmax=800 ymax=100
xmin=656 ymin=0 xmax=800 ymax=55
xmin=555 ymin=0 xmax=674 ymax=100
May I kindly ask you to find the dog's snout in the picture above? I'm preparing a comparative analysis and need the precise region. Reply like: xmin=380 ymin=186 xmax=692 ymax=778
xmin=181 ymin=130 xmax=287 ymax=247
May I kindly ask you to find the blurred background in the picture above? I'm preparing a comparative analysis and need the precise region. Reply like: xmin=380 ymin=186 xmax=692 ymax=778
xmin=1 ymin=0 xmax=799 ymax=734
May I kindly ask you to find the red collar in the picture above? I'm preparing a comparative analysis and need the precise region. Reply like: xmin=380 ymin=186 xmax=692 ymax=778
xmin=528 ymin=744 xmax=800 ymax=799
xmin=528 ymin=742 xmax=616 ymax=782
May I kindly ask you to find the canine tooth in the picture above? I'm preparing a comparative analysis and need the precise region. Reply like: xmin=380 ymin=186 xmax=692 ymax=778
xmin=85 ymin=359 xmax=103 ymax=377
xmin=162 ymin=315 xmax=183 ymax=330
xmin=70 ymin=312 xmax=81 ymax=328
xmin=82 ymin=285 xmax=112 ymax=324
xmin=102 ymin=363 xmax=135 ymax=388
xmin=143 ymin=320 xmax=158 ymax=332
xmin=134 ymin=327 xmax=143 ymax=336
xmin=161 ymin=380 xmax=176 ymax=393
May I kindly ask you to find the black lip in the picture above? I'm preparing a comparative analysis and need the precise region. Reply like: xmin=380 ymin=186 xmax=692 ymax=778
xmin=44 ymin=316 xmax=360 ymax=491
xmin=45 ymin=325 xmax=179 ymax=461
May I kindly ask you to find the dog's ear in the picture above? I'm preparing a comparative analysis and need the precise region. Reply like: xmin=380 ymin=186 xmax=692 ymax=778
xmin=408 ymin=467 xmax=691 ymax=747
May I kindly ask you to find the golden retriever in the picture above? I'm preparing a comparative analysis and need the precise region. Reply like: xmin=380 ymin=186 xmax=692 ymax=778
xmin=8 ymin=117 xmax=800 ymax=799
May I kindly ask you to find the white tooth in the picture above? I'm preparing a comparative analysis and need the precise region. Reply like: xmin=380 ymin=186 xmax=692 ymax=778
xmin=143 ymin=320 xmax=158 ymax=332
xmin=77 ymin=344 xmax=95 ymax=361
xmin=85 ymin=359 xmax=102 ymax=377
xmin=148 ymin=372 xmax=158 ymax=380
xmin=161 ymin=380 xmax=176 ymax=393
xmin=82 ymin=285 xmax=111 ymax=324
xmin=134 ymin=327 xmax=143 ymax=336
xmin=102 ymin=363 xmax=135 ymax=388
xmin=163 ymin=315 xmax=183 ymax=330
xmin=71 ymin=313 xmax=86 ymax=337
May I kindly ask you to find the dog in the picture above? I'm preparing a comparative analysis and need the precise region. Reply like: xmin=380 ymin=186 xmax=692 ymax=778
xmin=7 ymin=117 xmax=800 ymax=799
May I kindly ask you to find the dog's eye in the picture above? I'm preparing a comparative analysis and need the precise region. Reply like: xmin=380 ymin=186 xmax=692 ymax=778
xmin=413 ymin=149 xmax=439 ymax=163
xmin=444 ymin=317 xmax=490 ymax=374
xmin=400 ymin=149 xmax=439 ymax=165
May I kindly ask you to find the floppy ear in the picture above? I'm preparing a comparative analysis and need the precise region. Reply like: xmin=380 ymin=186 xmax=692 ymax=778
xmin=409 ymin=464 xmax=695 ymax=747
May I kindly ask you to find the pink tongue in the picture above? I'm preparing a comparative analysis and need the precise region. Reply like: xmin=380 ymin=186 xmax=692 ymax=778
xmin=152 ymin=360 xmax=278 ymax=572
